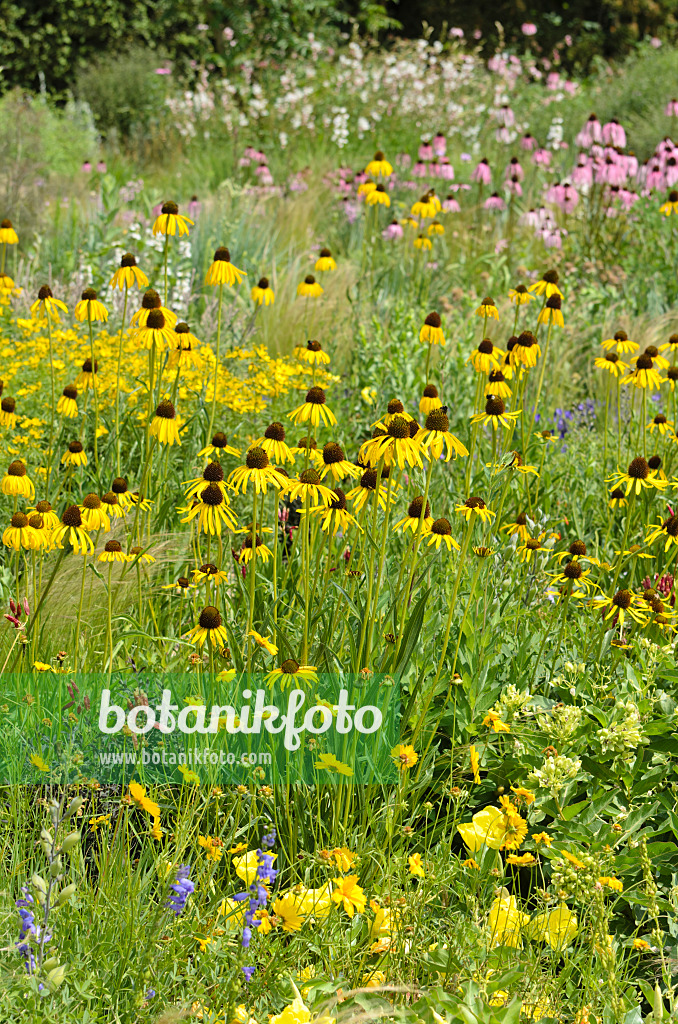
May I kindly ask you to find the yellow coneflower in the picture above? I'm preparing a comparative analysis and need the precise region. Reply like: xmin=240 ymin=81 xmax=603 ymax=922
xmin=315 ymin=248 xmax=337 ymax=271
xmin=185 ymin=606 xmax=229 ymax=648
xmin=501 ymin=513 xmax=531 ymax=543
xmin=594 ymin=352 xmax=628 ymax=377
xmin=76 ymin=358 xmax=98 ymax=390
xmin=294 ymin=339 xmax=331 ymax=365
xmin=0 ymin=272 xmax=14 ymax=291
xmin=110 ymin=477 xmax=133 ymax=509
xmin=591 ymin=589 xmax=647 ymax=628
xmin=357 ymin=180 xmax=377 ymax=197
xmin=51 ymin=505 xmax=94 ymax=555
xmin=537 ymin=295 xmax=564 ymax=327
xmin=475 ymin=297 xmax=499 ymax=320
xmin=424 ymin=518 xmax=460 ymax=552
xmin=180 ymin=483 xmax=238 ymax=534
xmin=134 ymin=309 xmax=177 ymax=352
xmin=508 ymin=285 xmax=532 ymax=305
xmin=546 ymin=560 xmax=598 ymax=596
xmin=528 ymin=269 xmax=563 ymax=298
xmin=346 ymin=466 xmax=395 ymax=513
xmin=79 ymin=493 xmax=111 ymax=532
xmin=56 ymin=385 xmax=79 ymax=419
xmin=286 ymin=468 xmax=336 ymax=507
xmin=31 ymin=285 xmax=67 ymax=321
xmin=0 ymin=396 xmax=16 ymax=428
xmin=318 ymin=442 xmax=360 ymax=481
xmin=128 ymin=545 xmax=155 ymax=564
xmin=205 ymin=247 xmax=246 ymax=287
xmin=101 ymin=490 xmax=125 ymax=520
xmin=2 ymin=460 xmax=34 ymax=499
xmin=648 ymin=413 xmax=674 ymax=435
xmin=393 ymin=495 xmax=433 ymax=535
xmin=29 ymin=500 xmax=59 ymax=531
xmin=411 ymin=193 xmax=438 ymax=219
xmin=376 ymin=399 xmax=414 ymax=427
xmin=228 ymin=447 xmax=288 ymax=496
xmin=454 ymin=497 xmax=495 ymax=525
xmin=366 ymin=184 xmax=391 ymax=207
xmin=149 ymin=400 xmax=181 ymax=446
xmin=184 ymin=462 xmax=228 ymax=501
xmin=416 ymin=408 xmax=468 ymax=461
xmin=0 ymin=219 xmax=19 ymax=244
xmin=365 ymin=151 xmax=393 ymax=178
xmin=248 ymin=424 xmax=293 ymax=466
xmin=248 ymin=630 xmax=278 ymax=656
xmin=608 ymin=487 xmax=627 ymax=510
xmin=660 ymin=190 xmax=678 ymax=216
xmin=25 ymin=513 xmax=48 ymax=550
xmin=197 ymin=431 xmax=241 ymax=460
xmin=192 ymin=562 xmax=229 ymax=584
xmin=517 ymin=535 xmax=550 ymax=562
xmin=238 ymin=534 xmax=272 ymax=564
xmin=419 ymin=312 xmax=445 ymax=346
xmin=265 ymin=659 xmax=318 ymax=690
xmin=419 ymin=384 xmax=442 ymax=416
xmin=61 ymin=440 xmax=87 ymax=467
xmin=359 ymin=416 xmax=423 ymax=469
xmin=413 ymin=235 xmax=432 ymax=250
xmin=251 ymin=276 xmax=275 ymax=305
xmin=427 ymin=220 xmax=444 ymax=236
xmin=74 ymin=287 xmax=108 ymax=322
xmin=130 ymin=289 xmax=178 ymax=328
xmin=109 ymin=252 xmax=149 ymax=290
xmin=607 ymin=456 xmax=669 ymax=496
xmin=513 ymin=331 xmax=541 ymax=368
xmin=485 ymin=369 xmax=512 ymax=399
xmin=2 ymin=512 xmax=33 ymax=551
xmin=288 ymin=386 xmax=337 ymax=428
xmin=471 ymin=396 xmax=521 ymax=431
xmin=128 ymin=494 xmax=153 ymax=512
xmin=161 ymin=576 xmax=197 ymax=595
xmin=468 ymin=339 xmax=503 ymax=373
xmin=601 ymin=330 xmax=638 ymax=355
xmin=168 ymin=322 xmax=202 ymax=370
xmin=309 ymin=487 xmax=359 ymax=535
xmin=297 ymin=275 xmax=323 ymax=297
xmin=659 ymin=332 xmax=678 ymax=355
xmin=625 ymin=352 xmax=665 ymax=389
xmin=639 ymin=344 xmax=670 ymax=370
xmin=152 ymin=200 xmax=193 ymax=236
xmin=646 ymin=513 xmax=678 ymax=551
xmin=98 ymin=540 xmax=127 ymax=563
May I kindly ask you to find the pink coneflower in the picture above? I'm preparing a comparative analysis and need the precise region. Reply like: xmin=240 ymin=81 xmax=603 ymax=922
xmin=576 ymin=114 xmax=602 ymax=148
xmin=495 ymin=104 xmax=515 ymax=128
xmin=472 ymin=158 xmax=491 ymax=185
xmin=520 ymin=133 xmax=536 ymax=151
xmin=81 ymin=161 xmax=92 ymax=173
xmin=646 ymin=162 xmax=665 ymax=191
xmin=543 ymin=228 xmax=563 ymax=249
xmin=602 ymin=120 xmax=626 ymax=148
xmin=433 ymin=133 xmax=446 ymax=156
xmin=484 ymin=192 xmax=505 ymax=210
xmin=545 ymin=182 xmax=565 ymax=205
xmin=382 ymin=220 xmax=404 ymax=240
xmin=495 ymin=239 xmax=508 ymax=254
xmin=449 ymin=26 xmax=464 ymax=38
xmin=342 ymin=199 xmax=359 ymax=222
xmin=521 ymin=22 xmax=537 ymax=36
xmin=96 ymin=161 xmax=107 ymax=173
xmin=397 ymin=153 xmax=412 ymax=169
xmin=439 ymin=159 xmax=454 ymax=180
xmin=442 ymin=195 xmax=461 ymax=212
xmin=546 ymin=72 xmax=561 ymax=90
xmin=667 ymin=157 xmax=678 ymax=186
xmin=412 ymin=161 xmax=428 ymax=178
xmin=666 ymin=99 xmax=678 ymax=117
xmin=505 ymin=157 xmax=524 ymax=181
xmin=187 ymin=195 xmax=201 ymax=219
xmin=561 ymin=183 xmax=579 ymax=213
xmin=618 ymin=189 xmax=638 ymax=210
xmin=155 ymin=67 xmax=171 ymax=75
xmin=564 ymin=80 xmax=577 ymax=95
xmin=532 ymin=148 xmax=552 ymax=167
xmin=506 ymin=177 xmax=522 ymax=197
xmin=418 ymin=140 xmax=434 ymax=161
xmin=520 ymin=208 xmax=542 ymax=228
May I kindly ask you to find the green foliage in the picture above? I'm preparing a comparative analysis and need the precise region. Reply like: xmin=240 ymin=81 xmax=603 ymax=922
xmin=74 ymin=47 xmax=170 ymax=142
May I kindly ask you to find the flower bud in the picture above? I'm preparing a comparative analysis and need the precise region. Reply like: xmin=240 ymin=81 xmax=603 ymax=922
xmin=45 ymin=964 xmax=67 ymax=990
xmin=32 ymin=873 xmax=48 ymax=894
xmin=56 ymin=882 xmax=76 ymax=905
xmin=61 ymin=831 xmax=80 ymax=854
xmin=63 ymin=795 xmax=85 ymax=820
xmin=42 ymin=956 xmax=60 ymax=971
xmin=49 ymin=856 xmax=63 ymax=877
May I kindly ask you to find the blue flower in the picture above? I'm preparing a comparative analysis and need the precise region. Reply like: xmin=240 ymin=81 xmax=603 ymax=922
xmin=166 ymin=865 xmax=194 ymax=916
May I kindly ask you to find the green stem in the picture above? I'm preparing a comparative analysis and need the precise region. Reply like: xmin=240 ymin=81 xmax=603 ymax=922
xmin=207 ymin=283 xmax=224 ymax=443
xmin=114 ymin=285 xmax=129 ymax=478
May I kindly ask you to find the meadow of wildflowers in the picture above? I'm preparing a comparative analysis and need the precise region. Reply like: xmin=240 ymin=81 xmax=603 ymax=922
xmin=3 ymin=23 xmax=678 ymax=1024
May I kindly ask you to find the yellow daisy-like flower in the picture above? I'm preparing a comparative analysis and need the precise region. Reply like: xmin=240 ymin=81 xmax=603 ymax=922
xmin=601 ymin=329 xmax=638 ymax=355
xmin=508 ymin=284 xmax=532 ymax=305
xmin=411 ymin=193 xmax=439 ymax=219
xmin=331 ymin=875 xmax=366 ymax=917
xmin=468 ymin=338 xmax=503 ymax=373
xmin=537 ymin=295 xmax=564 ymax=327
xmin=109 ymin=252 xmax=149 ymax=290
xmin=152 ymin=200 xmax=193 ymax=236
xmin=427 ymin=220 xmax=444 ymax=236
xmin=228 ymin=447 xmax=289 ymax=496
xmin=248 ymin=630 xmax=278 ymax=656
xmin=134 ymin=309 xmax=177 ymax=352
xmin=31 ymin=285 xmax=68 ymax=321
xmin=2 ymin=460 xmax=34 ymax=500
xmin=393 ymin=495 xmax=433 ymax=535
xmin=594 ymin=352 xmax=628 ymax=377
xmin=419 ymin=311 xmax=445 ymax=345
xmin=419 ymin=384 xmax=443 ymax=416
xmin=357 ymin=180 xmax=377 ymax=197
xmin=475 ymin=296 xmax=499 ymax=320
xmin=314 ymin=752 xmax=354 ymax=776
xmin=0 ymin=218 xmax=19 ymax=244
xmin=365 ymin=184 xmax=391 ymax=207
xmin=455 ymin=496 xmax=495 ymax=524
xmin=391 ymin=744 xmax=418 ymax=770
xmin=192 ymin=562 xmax=229 ymax=585
xmin=98 ymin=539 xmax=128 ymax=562
xmin=660 ymin=190 xmax=678 ymax=216
xmin=483 ymin=710 xmax=510 ymax=733
xmin=598 ymin=876 xmax=623 ymax=892
xmin=591 ymin=589 xmax=648 ymax=628
xmin=416 ymin=408 xmax=468 ymax=460
xmin=506 ymin=853 xmax=536 ymax=866
xmin=265 ymin=659 xmax=318 ymax=690
xmin=184 ymin=606 xmax=230 ymax=648
xmin=365 ymin=151 xmax=393 ymax=177
xmin=286 ymin=468 xmax=336 ymax=507
xmin=408 ymin=853 xmax=425 ymax=877
xmin=528 ymin=270 xmax=563 ymax=298
xmin=308 ymin=487 xmax=360 ymax=535
xmin=288 ymin=386 xmax=337 ymax=428
xmin=74 ymin=287 xmax=108 ymax=322
xmin=424 ymin=517 xmax=461 ymax=552
xmin=168 ymin=323 xmax=202 ymax=371
xmin=181 ymin=484 xmax=238 ymax=534
xmin=251 ymin=276 xmax=275 ymax=305
xmin=130 ymin=290 xmax=178 ymax=328
xmin=546 ymin=560 xmax=597 ymax=597
xmin=149 ymin=400 xmax=181 ymax=446
xmin=607 ymin=456 xmax=669 ymax=496
xmin=532 ymin=832 xmax=553 ymax=847
xmin=647 ymin=412 xmax=673 ymax=434
xmin=297 ymin=275 xmax=323 ymax=297
xmin=346 ymin=466 xmax=395 ymax=513
xmin=238 ymin=534 xmax=272 ymax=564
xmin=51 ymin=505 xmax=94 ymax=555
xmin=484 ymin=370 xmax=512 ymax=399
xmin=198 ymin=431 xmax=241 ymax=460
xmin=317 ymin=442 xmax=360 ymax=481
xmin=513 ymin=331 xmax=541 ymax=368
xmin=3 ymin=511 xmax=34 ymax=551
xmin=79 ymin=493 xmax=111 ymax=532
xmin=56 ymin=385 xmax=79 ymax=419
xmin=205 ymin=246 xmax=246 ymax=287
xmin=359 ymin=416 xmax=424 ymax=470
xmin=646 ymin=513 xmax=678 ymax=551
xmin=413 ymin=234 xmax=432 ymax=250
xmin=252 ymin=423 xmax=294 ymax=465
xmin=517 ymin=536 xmax=550 ymax=562
xmin=471 ymin=396 xmax=520 ymax=431
xmin=294 ymin=339 xmax=330 ymax=365
xmin=315 ymin=248 xmax=337 ymax=271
